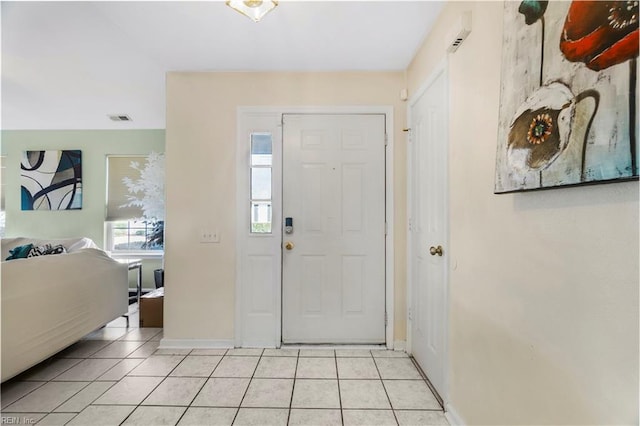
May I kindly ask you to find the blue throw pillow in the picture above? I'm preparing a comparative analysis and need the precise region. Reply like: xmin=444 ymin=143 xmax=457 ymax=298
xmin=6 ymin=244 xmax=34 ymax=260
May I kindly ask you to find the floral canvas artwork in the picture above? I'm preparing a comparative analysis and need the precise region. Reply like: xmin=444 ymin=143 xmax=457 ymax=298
xmin=21 ymin=150 xmax=82 ymax=210
xmin=495 ymin=1 xmax=639 ymax=193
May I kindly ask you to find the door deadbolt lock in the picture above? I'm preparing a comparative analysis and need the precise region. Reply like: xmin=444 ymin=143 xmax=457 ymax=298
xmin=429 ymin=245 xmax=443 ymax=256
xmin=284 ymin=242 xmax=295 ymax=250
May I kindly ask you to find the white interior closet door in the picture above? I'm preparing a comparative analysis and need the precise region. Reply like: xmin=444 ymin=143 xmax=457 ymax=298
xmin=410 ymin=63 xmax=449 ymax=399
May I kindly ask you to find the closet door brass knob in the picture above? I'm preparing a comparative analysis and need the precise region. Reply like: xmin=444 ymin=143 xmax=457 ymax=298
xmin=429 ymin=245 xmax=443 ymax=256
xmin=285 ymin=242 xmax=294 ymax=250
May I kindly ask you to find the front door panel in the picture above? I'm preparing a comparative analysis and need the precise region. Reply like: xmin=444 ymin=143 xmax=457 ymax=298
xmin=282 ymin=114 xmax=386 ymax=343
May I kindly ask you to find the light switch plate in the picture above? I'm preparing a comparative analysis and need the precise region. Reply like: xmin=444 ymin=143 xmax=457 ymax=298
xmin=200 ymin=229 xmax=220 ymax=243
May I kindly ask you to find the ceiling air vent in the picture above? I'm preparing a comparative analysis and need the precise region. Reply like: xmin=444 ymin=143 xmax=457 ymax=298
xmin=108 ymin=114 xmax=132 ymax=122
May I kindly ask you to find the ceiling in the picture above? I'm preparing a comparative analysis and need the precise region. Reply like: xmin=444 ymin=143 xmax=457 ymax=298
xmin=1 ymin=1 xmax=443 ymax=130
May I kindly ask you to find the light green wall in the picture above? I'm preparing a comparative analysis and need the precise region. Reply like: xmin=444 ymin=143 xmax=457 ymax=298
xmin=1 ymin=129 xmax=165 ymax=289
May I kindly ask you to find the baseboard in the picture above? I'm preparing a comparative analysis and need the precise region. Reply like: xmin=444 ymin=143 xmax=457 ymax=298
xmin=281 ymin=344 xmax=385 ymax=349
xmin=445 ymin=402 xmax=465 ymax=426
xmin=159 ymin=338 xmax=234 ymax=349
xmin=160 ymin=338 xmax=408 ymax=351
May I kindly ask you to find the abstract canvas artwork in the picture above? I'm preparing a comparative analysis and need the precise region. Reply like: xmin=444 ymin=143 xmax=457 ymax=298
xmin=21 ymin=150 xmax=82 ymax=210
xmin=495 ymin=1 xmax=639 ymax=193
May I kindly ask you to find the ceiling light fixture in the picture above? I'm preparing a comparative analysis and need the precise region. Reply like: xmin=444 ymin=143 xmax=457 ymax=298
xmin=226 ymin=0 xmax=278 ymax=22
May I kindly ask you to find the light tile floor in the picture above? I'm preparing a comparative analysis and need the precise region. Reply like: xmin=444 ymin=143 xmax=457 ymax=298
xmin=1 ymin=305 xmax=449 ymax=426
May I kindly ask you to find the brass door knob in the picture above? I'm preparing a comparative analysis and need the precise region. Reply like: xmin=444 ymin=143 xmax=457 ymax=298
xmin=429 ymin=245 xmax=443 ymax=256
xmin=284 ymin=242 xmax=294 ymax=250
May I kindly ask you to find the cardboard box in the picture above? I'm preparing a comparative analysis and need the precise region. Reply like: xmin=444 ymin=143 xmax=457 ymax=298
xmin=139 ymin=287 xmax=164 ymax=328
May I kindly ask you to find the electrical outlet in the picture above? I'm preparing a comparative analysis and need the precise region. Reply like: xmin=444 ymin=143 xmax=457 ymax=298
xmin=200 ymin=229 xmax=220 ymax=243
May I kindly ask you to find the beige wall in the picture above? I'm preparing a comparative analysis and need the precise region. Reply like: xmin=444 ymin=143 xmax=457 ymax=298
xmin=407 ymin=2 xmax=639 ymax=424
xmin=165 ymin=72 xmax=407 ymax=341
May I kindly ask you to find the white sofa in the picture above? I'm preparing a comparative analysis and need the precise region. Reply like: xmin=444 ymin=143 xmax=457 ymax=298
xmin=1 ymin=237 xmax=128 ymax=382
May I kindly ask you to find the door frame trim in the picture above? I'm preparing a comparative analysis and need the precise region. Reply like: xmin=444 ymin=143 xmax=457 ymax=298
xmin=235 ymin=106 xmax=395 ymax=349
xmin=406 ymin=58 xmax=450 ymax=405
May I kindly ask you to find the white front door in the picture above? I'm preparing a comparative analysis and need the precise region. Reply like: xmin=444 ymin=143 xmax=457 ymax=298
xmin=282 ymin=114 xmax=386 ymax=343
xmin=409 ymin=63 xmax=448 ymax=398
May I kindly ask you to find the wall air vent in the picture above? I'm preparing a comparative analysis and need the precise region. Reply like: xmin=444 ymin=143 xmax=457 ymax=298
xmin=446 ymin=11 xmax=471 ymax=53
xmin=108 ymin=114 xmax=132 ymax=122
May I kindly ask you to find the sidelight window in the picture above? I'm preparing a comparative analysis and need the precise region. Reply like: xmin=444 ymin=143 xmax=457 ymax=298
xmin=250 ymin=133 xmax=272 ymax=233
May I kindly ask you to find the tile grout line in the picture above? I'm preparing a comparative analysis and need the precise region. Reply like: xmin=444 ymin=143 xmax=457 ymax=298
xmin=1 ymin=324 xmax=127 ymax=414
xmin=285 ymin=350 xmax=300 ymax=425
xmin=170 ymin=350 xmax=222 ymax=426
xmin=333 ymin=350 xmax=344 ymax=426
xmin=371 ymin=354 xmax=400 ymax=426
xmin=3 ymin=333 xmax=155 ymax=422
xmin=45 ymin=380 xmax=118 ymax=424
xmin=117 ymin=348 xmax=192 ymax=426
xmin=229 ymin=349 xmax=263 ymax=425
xmin=407 ymin=356 xmax=444 ymax=410
xmin=89 ymin=351 xmax=229 ymax=420
xmin=6 ymin=351 xmax=109 ymax=416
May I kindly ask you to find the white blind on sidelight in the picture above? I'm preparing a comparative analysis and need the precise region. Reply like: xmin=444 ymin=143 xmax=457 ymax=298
xmin=106 ymin=156 xmax=144 ymax=221
xmin=1 ymin=156 xmax=5 ymax=211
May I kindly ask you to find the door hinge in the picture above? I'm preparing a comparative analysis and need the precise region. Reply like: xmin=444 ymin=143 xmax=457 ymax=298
xmin=384 ymin=134 xmax=388 ymax=146
xmin=385 ymin=222 xmax=388 ymax=236
xmin=408 ymin=307 xmax=412 ymax=321
xmin=384 ymin=312 xmax=388 ymax=326
xmin=408 ymin=218 xmax=413 ymax=231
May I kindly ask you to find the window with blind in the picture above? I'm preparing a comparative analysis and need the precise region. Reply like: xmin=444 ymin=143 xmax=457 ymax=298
xmin=106 ymin=155 xmax=163 ymax=253
xmin=0 ymin=156 xmax=5 ymax=238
